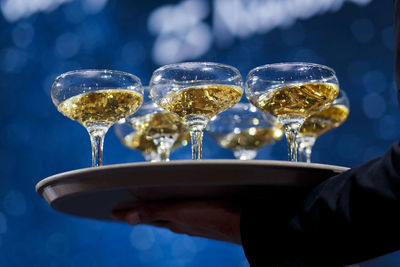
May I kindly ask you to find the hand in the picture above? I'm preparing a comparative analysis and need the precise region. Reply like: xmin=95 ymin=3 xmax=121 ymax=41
xmin=112 ymin=200 xmax=242 ymax=245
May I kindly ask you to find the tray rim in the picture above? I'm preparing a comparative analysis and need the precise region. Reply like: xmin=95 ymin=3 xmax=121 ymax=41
xmin=36 ymin=159 xmax=349 ymax=196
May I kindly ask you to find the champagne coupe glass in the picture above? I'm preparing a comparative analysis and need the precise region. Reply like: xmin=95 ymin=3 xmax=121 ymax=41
xmin=150 ymin=62 xmax=243 ymax=160
xmin=114 ymin=102 xmax=189 ymax=162
xmin=297 ymin=89 xmax=349 ymax=163
xmin=51 ymin=69 xmax=143 ymax=167
xmin=207 ymin=102 xmax=283 ymax=160
xmin=245 ymin=63 xmax=339 ymax=162
xmin=114 ymin=118 xmax=160 ymax=162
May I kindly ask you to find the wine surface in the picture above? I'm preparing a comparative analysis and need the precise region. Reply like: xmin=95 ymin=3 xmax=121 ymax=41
xmin=253 ymin=83 xmax=339 ymax=119
xmin=299 ymin=105 xmax=349 ymax=137
xmin=213 ymin=127 xmax=283 ymax=151
xmin=123 ymin=130 xmax=189 ymax=153
xmin=158 ymin=84 xmax=242 ymax=119
xmin=58 ymin=89 xmax=143 ymax=126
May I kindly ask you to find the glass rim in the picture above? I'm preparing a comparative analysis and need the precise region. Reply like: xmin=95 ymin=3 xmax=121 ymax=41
xmin=246 ymin=62 xmax=337 ymax=83
xmin=333 ymin=89 xmax=350 ymax=107
xmin=150 ymin=61 xmax=242 ymax=84
xmin=51 ymin=69 xmax=143 ymax=107
xmin=54 ymin=69 xmax=142 ymax=87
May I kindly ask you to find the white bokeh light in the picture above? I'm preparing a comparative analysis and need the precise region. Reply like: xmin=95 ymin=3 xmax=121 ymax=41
xmin=1 ymin=0 xmax=71 ymax=22
xmin=0 ymin=0 xmax=108 ymax=22
xmin=130 ymin=225 xmax=155 ymax=251
xmin=149 ymin=0 xmax=373 ymax=64
xmin=362 ymin=93 xmax=386 ymax=119
xmin=149 ymin=0 xmax=212 ymax=65
xmin=213 ymin=0 xmax=373 ymax=46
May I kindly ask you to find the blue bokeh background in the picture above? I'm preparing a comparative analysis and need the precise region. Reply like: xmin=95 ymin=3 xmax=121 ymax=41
xmin=0 ymin=0 xmax=398 ymax=266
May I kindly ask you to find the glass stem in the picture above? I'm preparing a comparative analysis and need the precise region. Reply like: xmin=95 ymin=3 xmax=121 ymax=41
xmin=144 ymin=152 xmax=161 ymax=162
xmin=152 ymin=135 xmax=176 ymax=162
xmin=282 ymin=119 xmax=304 ymax=162
xmin=157 ymin=146 xmax=170 ymax=161
xmin=305 ymin=145 xmax=312 ymax=163
xmin=185 ymin=115 xmax=208 ymax=160
xmin=298 ymin=136 xmax=316 ymax=163
xmin=285 ymin=129 xmax=298 ymax=162
xmin=190 ymin=129 xmax=203 ymax=160
xmin=87 ymin=124 xmax=109 ymax=167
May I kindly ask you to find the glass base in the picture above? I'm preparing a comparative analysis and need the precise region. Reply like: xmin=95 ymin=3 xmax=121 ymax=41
xmin=297 ymin=136 xmax=316 ymax=163
xmin=234 ymin=149 xmax=257 ymax=160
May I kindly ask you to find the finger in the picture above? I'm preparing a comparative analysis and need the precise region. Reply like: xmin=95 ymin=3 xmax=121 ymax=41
xmin=111 ymin=210 xmax=128 ymax=221
xmin=122 ymin=201 xmax=242 ymax=243
xmin=122 ymin=202 xmax=193 ymax=225
xmin=132 ymin=200 xmax=240 ymax=224
xmin=124 ymin=204 xmax=172 ymax=225
xmin=112 ymin=203 xmax=175 ymax=224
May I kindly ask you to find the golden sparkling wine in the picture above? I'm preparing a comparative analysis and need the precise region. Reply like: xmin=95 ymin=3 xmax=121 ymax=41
xmin=58 ymin=89 xmax=143 ymax=126
xmin=123 ymin=111 xmax=190 ymax=154
xmin=122 ymin=130 xmax=189 ymax=153
xmin=253 ymin=83 xmax=339 ymax=119
xmin=123 ymin=131 xmax=157 ymax=154
xmin=214 ymin=127 xmax=283 ymax=151
xmin=299 ymin=105 xmax=349 ymax=137
xmin=158 ymin=84 xmax=243 ymax=119
xmin=131 ymin=112 xmax=188 ymax=138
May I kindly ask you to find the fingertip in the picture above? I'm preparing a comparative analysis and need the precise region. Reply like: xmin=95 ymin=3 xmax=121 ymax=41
xmin=126 ymin=211 xmax=141 ymax=225
xmin=111 ymin=210 xmax=127 ymax=221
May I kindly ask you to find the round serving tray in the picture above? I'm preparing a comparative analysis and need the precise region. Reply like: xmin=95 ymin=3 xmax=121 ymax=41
xmin=36 ymin=160 xmax=349 ymax=221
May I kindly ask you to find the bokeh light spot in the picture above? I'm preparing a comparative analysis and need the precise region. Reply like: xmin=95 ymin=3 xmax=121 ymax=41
xmin=130 ymin=225 xmax=155 ymax=251
xmin=0 ymin=47 xmax=28 ymax=73
xmin=0 ymin=0 xmax=71 ymax=22
xmin=82 ymin=0 xmax=108 ymax=14
xmin=12 ymin=23 xmax=34 ymax=49
xmin=171 ymin=236 xmax=197 ymax=259
xmin=362 ymin=70 xmax=386 ymax=93
xmin=55 ymin=32 xmax=81 ymax=59
xmin=382 ymin=26 xmax=394 ymax=51
xmin=362 ymin=93 xmax=386 ymax=119
xmin=351 ymin=18 xmax=374 ymax=43
xmin=46 ymin=232 xmax=70 ymax=256
xmin=3 ymin=190 xmax=27 ymax=216
xmin=152 ymin=226 xmax=174 ymax=245
xmin=377 ymin=114 xmax=400 ymax=140
xmin=0 ymin=212 xmax=7 ymax=234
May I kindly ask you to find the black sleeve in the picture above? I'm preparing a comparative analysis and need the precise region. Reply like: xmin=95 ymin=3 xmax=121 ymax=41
xmin=395 ymin=0 xmax=400 ymax=101
xmin=240 ymin=2 xmax=400 ymax=266
xmin=241 ymin=142 xmax=400 ymax=266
